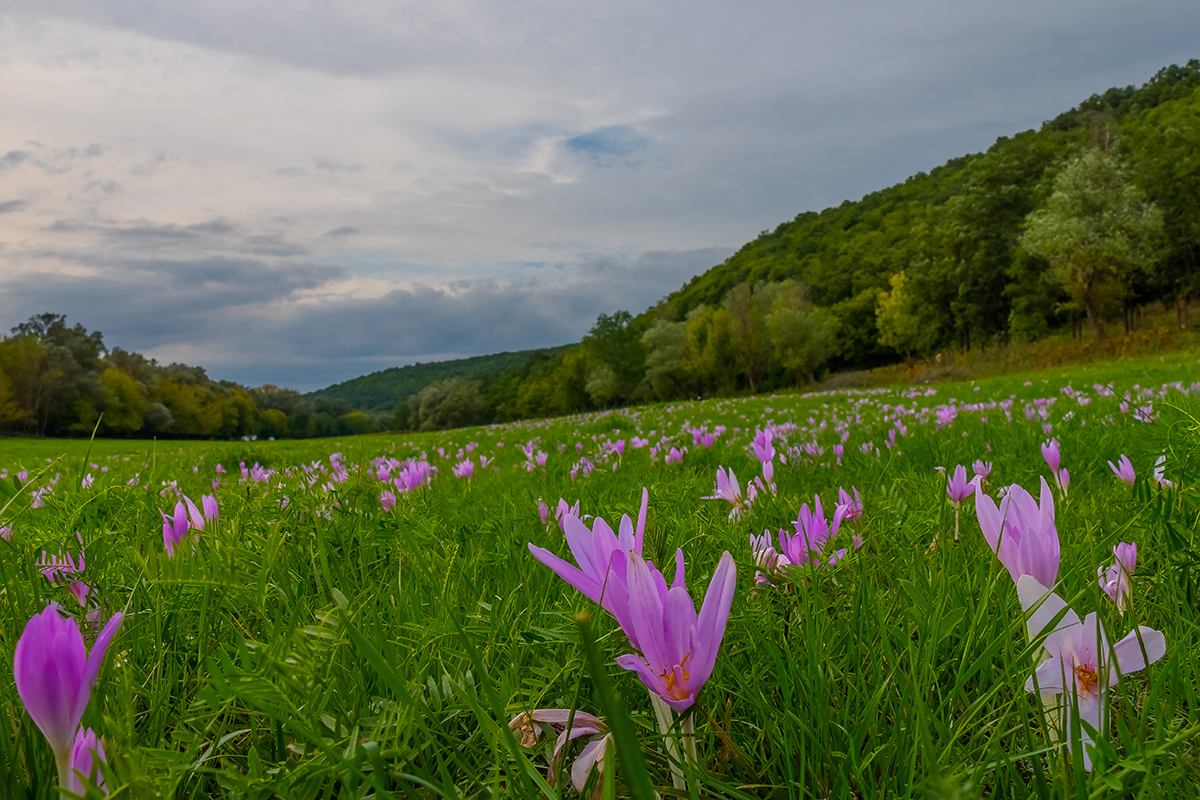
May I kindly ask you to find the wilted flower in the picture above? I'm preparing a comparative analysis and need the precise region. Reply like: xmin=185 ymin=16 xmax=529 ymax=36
xmin=509 ymin=709 xmax=610 ymax=795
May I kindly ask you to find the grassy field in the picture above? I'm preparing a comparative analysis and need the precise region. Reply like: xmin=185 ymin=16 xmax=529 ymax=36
xmin=1 ymin=353 xmax=1199 ymax=798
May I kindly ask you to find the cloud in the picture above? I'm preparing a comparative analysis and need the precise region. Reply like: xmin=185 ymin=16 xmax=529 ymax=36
xmin=0 ymin=200 xmax=25 ymax=213
xmin=0 ymin=246 xmax=726 ymax=391
xmin=0 ymin=151 xmax=29 ymax=171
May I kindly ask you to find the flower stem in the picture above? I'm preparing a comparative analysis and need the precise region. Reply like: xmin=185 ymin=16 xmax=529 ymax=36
xmin=649 ymin=693 xmax=690 ymax=791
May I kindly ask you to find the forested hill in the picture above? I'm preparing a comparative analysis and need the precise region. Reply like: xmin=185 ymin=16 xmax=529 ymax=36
xmin=653 ymin=60 xmax=1200 ymax=367
xmin=304 ymin=345 xmax=575 ymax=412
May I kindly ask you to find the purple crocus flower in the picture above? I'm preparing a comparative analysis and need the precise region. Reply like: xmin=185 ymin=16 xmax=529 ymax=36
xmin=161 ymin=502 xmax=190 ymax=557
xmin=1057 ymin=467 xmax=1070 ymax=495
xmin=1108 ymin=455 xmax=1135 ymax=486
xmin=452 ymin=459 xmax=474 ymax=480
xmin=973 ymin=460 xmax=992 ymax=481
xmin=614 ymin=549 xmax=736 ymax=713
xmin=944 ymin=465 xmax=977 ymax=505
xmin=1041 ymin=439 xmax=1061 ymax=473
xmin=1019 ymin=575 xmax=1165 ymax=771
xmin=835 ymin=487 xmax=863 ymax=522
xmin=379 ymin=490 xmax=397 ymax=512
xmin=13 ymin=605 xmax=123 ymax=785
xmin=67 ymin=727 xmax=108 ymax=796
xmin=975 ymin=478 xmax=1059 ymax=589
xmin=528 ymin=489 xmax=649 ymax=647
xmin=704 ymin=467 xmax=753 ymax=520
xmin=1098 ymin=542 xmax=1137 ymax=613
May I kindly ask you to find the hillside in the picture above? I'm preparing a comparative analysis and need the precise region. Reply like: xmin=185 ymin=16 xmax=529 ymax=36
xmin=305 ymin=345 xmax=575 ymax=412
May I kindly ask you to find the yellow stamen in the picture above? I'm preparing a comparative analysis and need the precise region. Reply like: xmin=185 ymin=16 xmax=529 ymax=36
xmin=1075 ymin=663 xmax=1098 ymax=694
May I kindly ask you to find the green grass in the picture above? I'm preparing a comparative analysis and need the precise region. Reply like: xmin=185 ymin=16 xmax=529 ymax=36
xmin=1 ymin=353 xmax=1199 ymax=798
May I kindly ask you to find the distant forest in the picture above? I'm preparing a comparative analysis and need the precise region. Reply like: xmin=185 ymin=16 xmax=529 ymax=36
xmin=2 ymin=61 xmax=1198 ymax=438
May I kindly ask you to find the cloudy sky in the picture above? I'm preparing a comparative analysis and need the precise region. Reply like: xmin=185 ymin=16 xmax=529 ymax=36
xmin=0 ymin=1 xmax=1196 ymax=391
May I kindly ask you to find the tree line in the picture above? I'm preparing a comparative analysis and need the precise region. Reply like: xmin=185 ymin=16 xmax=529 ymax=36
xmin=0 ymin=314 xmax=385 ymax=439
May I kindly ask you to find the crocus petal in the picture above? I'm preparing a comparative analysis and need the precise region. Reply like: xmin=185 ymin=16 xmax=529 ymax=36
xmin=571 ymin=734 xmax=610 ymax=792
xmin=691 ymin=552 xmax=737 ymax=686
xmin=527 ymin=544 xmax=602 ymax=604
xmin=184 ymin=496 xmax=205 ymax=531
xmin=85 ymin=611 xmax=124 ymax=688
xmin=1110 ymin=627 xmax=1166 ymax=682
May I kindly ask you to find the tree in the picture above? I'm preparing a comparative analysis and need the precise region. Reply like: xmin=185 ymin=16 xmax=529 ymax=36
xmin=98 ymin=367 xmax=148 ymax=433
xmin=765 ymin=281 xmax=839 ymax=385
xmin=723 ymin=282 xmax=774 ymax=392
xmin=642 ymin=319 xmax=689 ymax=399
xmin=408 ymin=378 xmax=484 ymax=431
xmin=1020 ymin=146 xmax=1164 ymax=341
xmin=876 ymin=271 xmax=924 ymax=358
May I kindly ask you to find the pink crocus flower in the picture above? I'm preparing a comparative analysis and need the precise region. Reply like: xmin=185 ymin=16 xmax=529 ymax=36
xmin=835 ymin=487 xmax=863 ymax=522
xmin=944 ymin=465 xmax=978 ymax=505
xmin=537 ymin=498 xmax=550 ymax=528
xmin=704 ymin=467 xmax=753 ymax=520
xmin=1 ymin=524 xmax=11 ymax=542
xmin=1041 ymin=439 xmax=1061 ymax=473
xmin=750 ymin=429 xmax=775 ymax=464
xmin=615 ymin=550 xmax=736 ymax=713
xmin=1098 ymin=542 xmax=1137 ymax=613
xmin=81 ymin=474 xmax=93 ymax=490
xmin=664 ymin=447 xmax=685 ymax=464
xmin=452 ymin=459 xmax=474 ymax=480
xmin=1057 ymin=468 xmax=1070 ymax=495
xmin=555 ymin=498 xmax=581 ymax=532
xmin=528 ymin=489 xmax=650 ymax=647
xmin=1107 ymin=455 xmax=1135 ymax=486
xmin=973 ymin=460 xmax=992 ymax=481
xmin=509 ymin=709 xmax=611 ymax=795
xmin=161 ymin=502 xmax=190 ymax=557
xmin=1019 ymin=575 xmax=1165 ymax=771
xmin=67 ymin=727 xmax=108 ymax=796
xmin=13 ymin=605 xmax=123 ymax=785
xmin=379 ymin=490 xmax=397 ymax=512
xmin=975 ymin=478 xmax=1059 ymax=589
xmin=778 ymin=494 xmax=848 ymax=567
xmin=201 ymin=494 xmax=219 ymax=523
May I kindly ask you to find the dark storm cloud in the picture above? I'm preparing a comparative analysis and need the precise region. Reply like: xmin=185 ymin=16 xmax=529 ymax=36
xmin=0 ymin=255 xmax=345 ymax=342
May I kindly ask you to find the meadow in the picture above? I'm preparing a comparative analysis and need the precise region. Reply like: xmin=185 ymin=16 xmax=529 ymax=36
xmin=1 ymin=354 xmax=1199 ymax=798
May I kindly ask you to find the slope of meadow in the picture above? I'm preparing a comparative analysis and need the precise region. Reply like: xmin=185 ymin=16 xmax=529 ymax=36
xmin=1 ymin=353 xmax=1199 ymax=798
